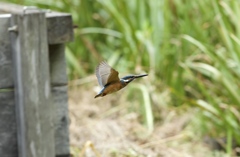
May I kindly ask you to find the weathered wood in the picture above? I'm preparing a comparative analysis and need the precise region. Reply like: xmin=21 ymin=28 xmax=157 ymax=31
xmin=0 ymin=15 xmax=14 ymax=89
xmin=52 ymin=86 xmax=70 ymax=156
xmin=0 ymin=2 xmax=74 ymax=44
xmin=49 ymin=44 xmax=68 ymax=85
xmin=49 ymin=44 xmax=70 ymax=156
xmin=0 ymin=91 xmax=18 ymax=156
xmin=9 ymin=13 xmax=55 ymax=157
xmin=0 ymin=3 xmax=72 ymax=157
xmin=46 ymin=13 xmax=74 ymax=44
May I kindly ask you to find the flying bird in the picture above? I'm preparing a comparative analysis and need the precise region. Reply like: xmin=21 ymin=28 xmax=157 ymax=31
xmin=95 ymin=61 xmax=148 ymax=98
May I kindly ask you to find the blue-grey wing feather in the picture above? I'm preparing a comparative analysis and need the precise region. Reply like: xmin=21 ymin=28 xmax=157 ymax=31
xmin=96 ymin=61 xmax=119 ymax=87
xmin=96 ymin=61 xmax=112 ymax=87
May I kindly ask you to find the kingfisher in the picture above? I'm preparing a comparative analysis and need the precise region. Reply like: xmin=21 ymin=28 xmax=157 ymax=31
xmin=94 ymin=61 xmax=148 ymax=98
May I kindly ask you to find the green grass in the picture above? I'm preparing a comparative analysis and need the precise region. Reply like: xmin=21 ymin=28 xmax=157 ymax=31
xmin=163 ymin=0 xmax=240 ymax=154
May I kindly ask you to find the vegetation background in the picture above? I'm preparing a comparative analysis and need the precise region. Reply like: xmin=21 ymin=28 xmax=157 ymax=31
xmin=4 ymin=0 xmax=240 ymax=156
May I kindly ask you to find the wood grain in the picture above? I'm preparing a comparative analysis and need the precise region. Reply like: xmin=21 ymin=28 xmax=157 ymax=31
xmin=0 ymin=91 xmax=17 ymax=156
xmin=0 ymin=15 xmax=14 ymax=89
xmin=10 ymin=13 xmax=55 ymax=157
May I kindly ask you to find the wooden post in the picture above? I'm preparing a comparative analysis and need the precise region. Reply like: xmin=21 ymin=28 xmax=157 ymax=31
xmin=0 ymin=3 xmax=73 ymax=157
xmin=9 ymin=12 xmax=55 ymax=157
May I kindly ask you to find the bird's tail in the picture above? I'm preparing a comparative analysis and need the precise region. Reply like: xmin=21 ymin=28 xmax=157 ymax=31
xmin=94 ymin=94 xmax=101 ymax=98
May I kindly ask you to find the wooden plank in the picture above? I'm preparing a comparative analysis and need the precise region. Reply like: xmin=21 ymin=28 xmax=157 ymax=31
xmin=46 ymin=13 xmax=74 ymax=44
xmin=49 ymin=44 xmax=68 ymax=85
xmin=0 ymin=2 xmax=74 ymax=44
xmin=9 ymin=13 xmax=55 ymax=157
xmin=52 ymin=86 xmax=70 ymax=156
xmin=0 ymin=91 xmax=17 ymax=156
xmin=0 ymin=15 xmax=14 ymax=89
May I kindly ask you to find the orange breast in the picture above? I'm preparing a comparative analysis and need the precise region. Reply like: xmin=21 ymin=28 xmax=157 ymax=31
xmin=103 ymin=82 xmax=123 ymax=95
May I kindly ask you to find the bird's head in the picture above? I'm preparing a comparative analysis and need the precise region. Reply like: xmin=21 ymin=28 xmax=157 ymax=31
xmin=120 ymin=75 xmax=136 ymax=84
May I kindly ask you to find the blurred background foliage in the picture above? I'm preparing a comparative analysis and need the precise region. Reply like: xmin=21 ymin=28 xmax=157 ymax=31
xmin=4 ymin=0 xmax=240 ymax=155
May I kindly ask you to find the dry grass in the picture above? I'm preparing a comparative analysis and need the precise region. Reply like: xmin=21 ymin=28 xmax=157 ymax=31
xmin=68 ymin=78 xmax=226 ymax=157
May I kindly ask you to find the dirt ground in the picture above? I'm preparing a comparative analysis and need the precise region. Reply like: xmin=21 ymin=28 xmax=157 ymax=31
xmin=68 ymin=77 xmax=227 ymax=157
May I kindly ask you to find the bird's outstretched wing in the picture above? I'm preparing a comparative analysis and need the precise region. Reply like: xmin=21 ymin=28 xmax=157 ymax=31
xmin=96 ymin=61 xmax=120 ymax=87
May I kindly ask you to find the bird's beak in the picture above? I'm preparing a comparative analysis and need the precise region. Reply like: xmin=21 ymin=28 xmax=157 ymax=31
xmin=134 ymin=74 xmax=148 ymax=78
